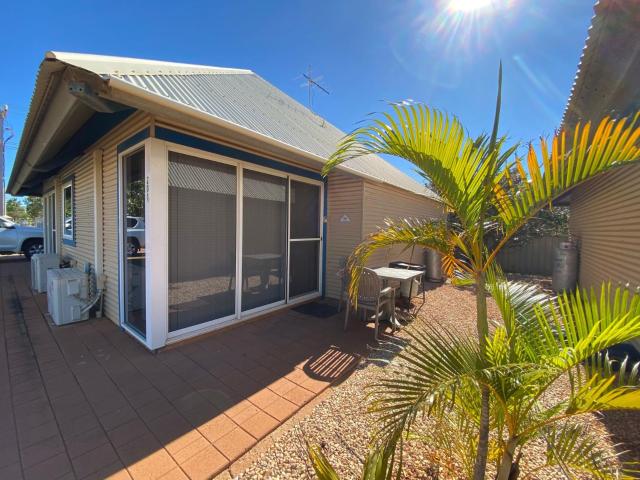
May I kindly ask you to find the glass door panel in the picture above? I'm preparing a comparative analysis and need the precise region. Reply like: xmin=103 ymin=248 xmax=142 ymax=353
xmin=123 ymin=149 xmax=146 ymax=336
xmin=288 ymin=180 xmax=321 ymax=299
xmin=242 ymin=170 xmax=287 ymax=311
xmin=168 ymin=152 xmax=237 ymax=332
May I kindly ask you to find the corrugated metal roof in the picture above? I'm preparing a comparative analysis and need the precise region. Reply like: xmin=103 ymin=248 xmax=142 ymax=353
xmin=51 ymin=52 xmax=438 ymax=200
xmin=561 ymin=0 xmax=640 ymax=130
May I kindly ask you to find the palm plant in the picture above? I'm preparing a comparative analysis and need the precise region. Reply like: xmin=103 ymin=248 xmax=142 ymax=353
xmin=311 ymin=273 xmax=640 ymax=479
xmin=311 ymin=67 xmax=640 ymax=479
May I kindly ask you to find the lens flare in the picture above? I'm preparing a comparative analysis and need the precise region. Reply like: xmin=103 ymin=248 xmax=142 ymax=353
xmin=449 ymin=0 xmax=493 ymax=12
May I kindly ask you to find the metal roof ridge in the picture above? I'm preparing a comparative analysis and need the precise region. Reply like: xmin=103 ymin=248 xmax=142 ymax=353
xmin=560 ymin=1 xmax=605 ymax=129
xmin=47 ymin=51 xmax=253 ymax=76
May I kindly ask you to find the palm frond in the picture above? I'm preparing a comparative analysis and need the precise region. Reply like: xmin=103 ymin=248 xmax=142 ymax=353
xmin=546 ymin=284 xmax=640 ymax=368
xmin=345 ymin=218 xmax=462 ymax=302
xmin=488 ymin=114 xmax=640 ymax=266
xmin=322 ymin=103 xmax=517 ymax=228
xmin=568 ymin=372 xmax=640 ymax=413
xmin=542 ymin=423 xmax=636 ymax=479
xmin=369 ymin=322 xmax=483 ymax=444
xmin=308 ymin=442 xmax=399 ymax=480
xmin=308 ymin=444 xmax=342 ymax=480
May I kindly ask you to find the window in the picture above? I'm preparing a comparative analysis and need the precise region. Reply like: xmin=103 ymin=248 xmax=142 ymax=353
xmin=62 ymin=180 xmax=74 ymax=243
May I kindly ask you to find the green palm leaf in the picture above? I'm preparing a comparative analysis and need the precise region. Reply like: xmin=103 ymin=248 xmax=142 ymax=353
xmin=541 ymin=424 xmax=637 ymax=479
xmin=488 ymin=115 xmax=640 ymax=266
xmin=344 ymin=218 xmax=462 ymax=303
xmin=323 ymin=102 xmax=517 ymax=229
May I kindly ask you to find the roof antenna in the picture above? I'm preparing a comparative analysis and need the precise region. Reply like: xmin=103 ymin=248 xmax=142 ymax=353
xmin=302 ymin=65 xmax=329 ymax=111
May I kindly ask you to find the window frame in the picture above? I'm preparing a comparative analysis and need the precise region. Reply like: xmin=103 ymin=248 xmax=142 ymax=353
xmin=62 ymin=177 xmax=75 ymax=245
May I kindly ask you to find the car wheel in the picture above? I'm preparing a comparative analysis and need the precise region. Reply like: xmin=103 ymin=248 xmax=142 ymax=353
xmin=127 ymin=239 xmax=139 ymax=256
xmin=23 ymin=239 xmax=44 ymax=259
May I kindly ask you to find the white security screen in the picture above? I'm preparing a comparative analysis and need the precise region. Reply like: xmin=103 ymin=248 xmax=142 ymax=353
xmin=168 ymin=152 xmax=237 ymax=332
xmin=242 ymin=170 xmax=287 ymax=311
xmin=288 ymin=180 xmax=321 ymax=298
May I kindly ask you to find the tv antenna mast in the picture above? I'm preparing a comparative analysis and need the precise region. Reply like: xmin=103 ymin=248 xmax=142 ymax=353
xmin=302 ymin=66 xmax=329 ymax=110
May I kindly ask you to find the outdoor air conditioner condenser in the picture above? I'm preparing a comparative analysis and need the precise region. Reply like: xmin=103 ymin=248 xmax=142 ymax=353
xmin=30 ymin=253 xmax=60 ymax=293
xmin=46 ymin=268 xmax=89 ymax=325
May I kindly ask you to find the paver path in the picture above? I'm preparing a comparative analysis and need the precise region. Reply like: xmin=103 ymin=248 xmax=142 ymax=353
xmin=0 ymin=257 xmax=371 ymax=479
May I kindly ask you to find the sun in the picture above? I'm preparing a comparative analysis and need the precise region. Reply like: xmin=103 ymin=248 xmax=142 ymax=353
xmin=449 ymin=0 xmax=493 ymax=12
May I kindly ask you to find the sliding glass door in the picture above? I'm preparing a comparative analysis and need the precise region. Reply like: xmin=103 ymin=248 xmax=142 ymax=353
xmin=162 ymin=147 xmax=323 ymax=338
xmin=288 ymin=180 xmax=321 ymax=299
xmin=168 ymin=152 xmax=237 ymax=332
xmin=242 ymin=170 xmax=287 ymax=312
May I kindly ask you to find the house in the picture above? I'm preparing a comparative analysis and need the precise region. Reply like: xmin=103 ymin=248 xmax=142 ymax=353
xmin=8 ymin=52 xmax=442 ymax=350
xmin=561 ymin=0 xmax=640 ymax=293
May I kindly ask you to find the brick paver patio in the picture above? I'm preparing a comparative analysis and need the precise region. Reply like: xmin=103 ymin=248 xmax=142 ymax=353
xmin=0 ymin=257 xmax=373 ymax=479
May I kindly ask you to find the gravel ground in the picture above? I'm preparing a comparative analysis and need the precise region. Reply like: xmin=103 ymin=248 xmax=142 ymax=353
xmin=236 ymin=283 xmax=636 ymax=479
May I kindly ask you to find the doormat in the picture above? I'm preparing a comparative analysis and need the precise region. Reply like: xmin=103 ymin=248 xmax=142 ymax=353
xmin=292 ymin=301 xmax=337 ymax=318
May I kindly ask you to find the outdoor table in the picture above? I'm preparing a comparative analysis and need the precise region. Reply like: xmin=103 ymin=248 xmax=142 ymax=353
xmin=243 ymin=253 xmax=282 ymax=290
xmin=372 ymin=267 xmax=424 ymax=326
xmin=372 ymin=267 xmax=423 ymax=297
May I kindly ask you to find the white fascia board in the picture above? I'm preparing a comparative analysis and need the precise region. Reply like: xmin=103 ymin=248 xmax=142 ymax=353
xmin=10 ymin=83 xmax=87 ymax=195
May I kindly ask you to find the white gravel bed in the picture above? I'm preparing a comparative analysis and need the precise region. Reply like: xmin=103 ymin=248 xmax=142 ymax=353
xmin=235 ymin=284 xmax=631 ymax=480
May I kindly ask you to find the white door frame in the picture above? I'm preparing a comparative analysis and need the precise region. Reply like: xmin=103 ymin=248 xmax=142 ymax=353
xmin=287 ymin=177 xmax=324 ymax=303
xmin=117 ymin=138 xmax=168 ymax=350
xmin=43 ymin=190 xmax=56 ymax=254
xmin=118 ymin=138 xmax=325 ymax=348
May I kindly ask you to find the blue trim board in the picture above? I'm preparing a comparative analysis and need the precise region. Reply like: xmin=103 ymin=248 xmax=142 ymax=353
xmin=155 ymin=127 xmax=323 ymax=181
xmin=20 ymin=109 xmax=136 ymax=196
xmin=117 ymin=127 xmax=151 ymax=153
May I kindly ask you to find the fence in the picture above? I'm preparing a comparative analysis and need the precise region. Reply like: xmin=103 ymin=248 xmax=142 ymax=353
xmin=496 ymin=236 xmax=566 ymax=276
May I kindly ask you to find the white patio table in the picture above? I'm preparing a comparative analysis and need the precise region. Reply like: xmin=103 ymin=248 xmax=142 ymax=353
xmin=371 ymin=267 xmax=424 ymax=327
xmin=372 ymin=267 xmax=423 ymax=298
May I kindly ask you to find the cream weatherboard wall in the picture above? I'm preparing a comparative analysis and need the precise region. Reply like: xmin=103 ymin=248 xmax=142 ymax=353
xmin=362 ymin=182 xmax=444 ymax=269
xmin=325 ymin=174 xmax=444 ymax=300
xmin=41 ymin=112 xmax=151 ymax=325
xmin=569 ymin=162 xmax=640 ymax=290
xmin=325 ymin=173 xmax=364 ymax=299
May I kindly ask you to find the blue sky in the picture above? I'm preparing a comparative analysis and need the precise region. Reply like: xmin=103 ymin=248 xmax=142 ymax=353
xmin=1 ymin=0 xmax=594 ymax=191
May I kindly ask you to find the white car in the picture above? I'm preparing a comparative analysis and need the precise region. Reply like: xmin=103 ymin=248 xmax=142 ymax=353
xmin=126 ymin=216 xmax=145 ymax=256
xmin=0 ymin=217 xmax=45 ymax=259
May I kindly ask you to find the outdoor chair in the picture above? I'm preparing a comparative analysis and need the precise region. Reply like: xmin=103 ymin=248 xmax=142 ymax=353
xmin=336 ymin=257 xmax=348 ymax=313
xmin=343 ymin=267 xmax=396 ymax=341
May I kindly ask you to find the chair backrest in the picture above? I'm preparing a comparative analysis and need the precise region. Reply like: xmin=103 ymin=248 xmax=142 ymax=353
xmin=357 ymin=268 xmax=383 ymax=306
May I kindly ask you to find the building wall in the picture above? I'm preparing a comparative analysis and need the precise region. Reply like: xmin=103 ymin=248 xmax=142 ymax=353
xmin=569 ymin=162 xmax=640 ymax=290
xmin=362 ymin=182 xmax=444 ymax=269
xmin=41 ymin=112 xmax=151 ymax=325
xmin=57 ymin=153 xmax=95 ymax=266
xmin=99 ymin=113 xmax=151 ymax=322
xmin=325 ymin=173 xmax=364 ymax=299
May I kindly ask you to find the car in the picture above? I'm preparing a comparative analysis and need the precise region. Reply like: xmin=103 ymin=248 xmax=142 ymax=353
xmin=0 ymin=217 xmax=45 ymax=259
xmin=126 ymin=216 xmax=145 ymax=256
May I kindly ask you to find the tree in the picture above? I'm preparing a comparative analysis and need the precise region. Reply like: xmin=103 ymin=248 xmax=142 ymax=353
xmin=5 ymin=197 xmax=26 ymax=222
xmin=24 ymin=196 xmax=43 ymax=225
xmin=312 ymin=67 xmax=640 ymax=479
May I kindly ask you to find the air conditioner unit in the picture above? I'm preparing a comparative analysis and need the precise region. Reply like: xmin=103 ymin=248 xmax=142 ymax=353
xmin=47 ymin=268 xmax=89 ymax=325
xmin=30 ymin=254 xmax=60 ymax=293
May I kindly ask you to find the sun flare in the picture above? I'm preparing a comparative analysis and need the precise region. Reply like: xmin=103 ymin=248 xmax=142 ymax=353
xmin=449 ymin=0 xmax=493 ymax=12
